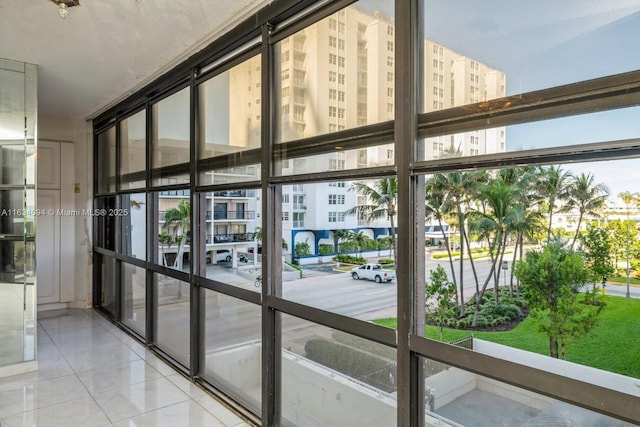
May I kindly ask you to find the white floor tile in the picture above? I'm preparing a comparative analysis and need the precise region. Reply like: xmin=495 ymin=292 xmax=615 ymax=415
xmin=0 ymin=374 xmax=90 ymax=418
xmin=92 ymin=376 xmax=190 ymax=422
xmin=78 ymin=359 xmax=162 ymax=396
xmin=62 ymin=343 xmax=142 ymax=373
xmin=112 ymin=400 xmax=225 ymax=427
xmin=165 ymin=373 xmax=207 ymax=399
xmin=0 ymin=396 xmax=111 ymax=427
xmin=195 ymin=395 xmax=246 ymax=427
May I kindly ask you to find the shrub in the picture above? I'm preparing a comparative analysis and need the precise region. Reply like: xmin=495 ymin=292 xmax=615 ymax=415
xmin=377 ymin=237 xmax=393 ymax=250
xmin=361 ymin=238 xmax=377 ymax=251
xmin=339 ymin=242 xmax=358 ymax=253
xmin=333 ymin=254 xmax=366 ymax=264
xmin=294 ymin=241 xmax=311 ymax=256
xmin=318 ymin=244 xmax=335 ymax=256
xmin=378 ymin=258 xmax=394 ymax=265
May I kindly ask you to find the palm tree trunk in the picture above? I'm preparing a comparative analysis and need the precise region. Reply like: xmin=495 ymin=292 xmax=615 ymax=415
xmin=390 ymin=214 xmax=398 ymax=268
xmin=462 ymin=225 xmax=480 ymax=296
xmin=438 ymin=218 xmax=459 ymax=305
xmin=547 ymin=204 xmax=554 ymax=243
xmin=457 ymin=206 xmax=465 ymax=316
xmin=509 ymin=232 xmax=520 ymax=297
xmin=570 ymin=211 xmax=584 ymax=250
xmin=495 ymin=231 xmax=508 ymax=305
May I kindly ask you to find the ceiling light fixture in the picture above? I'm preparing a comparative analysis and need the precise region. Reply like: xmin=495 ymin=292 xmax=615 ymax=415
xmin=49 ymin=0 xmax=80 ymax=18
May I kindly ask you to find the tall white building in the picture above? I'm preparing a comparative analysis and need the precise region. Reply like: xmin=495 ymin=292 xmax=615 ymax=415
xmin=212 ymin=6 xmax=507 ymax=256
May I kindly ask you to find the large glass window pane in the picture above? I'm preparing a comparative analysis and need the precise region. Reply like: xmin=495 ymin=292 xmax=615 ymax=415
xmin=420 ymin=158 xmax=640 ymax=391
xmin=281 ymin=180 xmax=397 ymax=318
xmin=199 ymin=164 xmax=260 ymax=186
xmin=200 ymin=188 xmax=261 ymax=292
xmin=202 ymin=290 xmax=261 ymax=414
xmin=0 ymin=189 xmax=35 ymax=237
xmin=151 ymin=87 xmax=190 ymax=185
xmin=198 ymin=54 xmax=261 ymax=159
xmin=419 ymin=106 xmax=640 ymax=161
xmin=422 ymin=1 xmax=640 ymax=113
xmin=277 ymin=144 xmax=394 ymax=176
xmin=155 ymin=273 xmax=190 ymax=366
xmin=120 ymin=110 xmax=146 ymax=189
xmin=281 ymin=314 xmax=397 ymax=426
xmin=419 ymin=355 xmax=632 ymax=426
xmin=274 ymin=0 xmax=395 ymax=143
xmin=121 ymin=193 xmax=146 ymax=260
xmin=156 ymin=190 xmax=191 ymax=273
xmin=122 ymin=263 xmax=145 ymax=336
xmin=96 ymin=127 xmax=116 ymax=193
xmin=100 ymin=256 xmax=116 ymax=317
xmin=95 ymin=196 xmax=116 ymax=251
xmin=0 ymin=143 xmax=26 ymax=186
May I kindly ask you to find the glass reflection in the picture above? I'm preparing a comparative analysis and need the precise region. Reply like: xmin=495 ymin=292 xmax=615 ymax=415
xmin=155 ymin=273 xmax=190 ymax=366
xmin=281 ymin=314 xmax=397 ymax=427
xmin=122 ymin=263 xmax=145 ymax=336
xmin=202 ymin=290 xmax=261 ymax=414
xmin=120 ymin=110 xmax=146 ymax=189
xmin=151 ymin=87 xmax=190 ymax=185
xmin=96 ymin=127 xmax=116 ymax=193
xmin=121 ymin=193 xmax=146 ymax=260
xmin=420 ymin=355 xmax=631 ymax=427
xmin=198 ymin=54 xmax=262 ymax=159
xmin=274 ymin=0 xmax=396 ymax=143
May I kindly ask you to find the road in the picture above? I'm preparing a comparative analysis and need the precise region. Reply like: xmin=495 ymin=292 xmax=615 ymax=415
xmin=155 ymin=252 xmax=640 ymax=358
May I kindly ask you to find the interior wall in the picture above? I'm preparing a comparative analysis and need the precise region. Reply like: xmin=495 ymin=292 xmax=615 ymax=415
xmin=38 ymin=115 xmax=94 ymax=308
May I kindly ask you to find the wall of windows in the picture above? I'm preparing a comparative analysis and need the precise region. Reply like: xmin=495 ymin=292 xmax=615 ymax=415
xmin=92 ymin=0 xmax=640 ymax=425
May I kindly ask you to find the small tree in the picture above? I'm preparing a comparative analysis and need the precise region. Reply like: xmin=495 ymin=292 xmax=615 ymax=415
xmin=581 ymin=225 xmax=614 ymax=305
xmin=515 ymin=243 xmax=600 ymax=359
xmin=425 ymin=265 xmax=457 ymax=341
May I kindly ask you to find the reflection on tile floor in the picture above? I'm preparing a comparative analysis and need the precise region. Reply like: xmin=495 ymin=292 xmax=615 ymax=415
xmin=0 ymin=309 xmax=252 ymax=427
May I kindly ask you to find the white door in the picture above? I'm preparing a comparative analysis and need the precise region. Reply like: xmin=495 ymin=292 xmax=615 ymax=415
xmin=36 ymin=190 xmax=60 ymax=304
xmin=36 ymin=140 xmax=74 ymax=307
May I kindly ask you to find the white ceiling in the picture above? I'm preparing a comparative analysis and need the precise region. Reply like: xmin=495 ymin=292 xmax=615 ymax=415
xmin=0 ymin=0 xmax=270 ymax=120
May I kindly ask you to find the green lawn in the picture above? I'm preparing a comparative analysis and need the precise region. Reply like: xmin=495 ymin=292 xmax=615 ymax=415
xmin=608 ymin=276 xmax=640 ymax=286
xmin=374 ymin=295 xmax=640 ymax=379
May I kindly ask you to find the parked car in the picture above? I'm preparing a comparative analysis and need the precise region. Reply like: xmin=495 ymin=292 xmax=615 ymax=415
xmin=351 ymin=263 xmax=396 ymax=283
xmin=216 ymin=249 xmax=232 ymax=262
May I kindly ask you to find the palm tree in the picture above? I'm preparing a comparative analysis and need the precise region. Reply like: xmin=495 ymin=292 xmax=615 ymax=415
xmin=333 ymin=229 xmax=350 ymax=254
xmin=431 ymin=170 xmax=484 ymax=316
xmin=471 ymin=179 xmax=519 ymax=322
xmin=345 ymin=178 xmax=398 ymax=266
xmin=568 ymin=173 xmax=609 ymax=249
xmin=425 ymin=176 xmax=458 ymax=302
xmin=537 ymin=165 xmax=572 ymax=243
xmin=163 ymin=199 xmax=191 ymax=271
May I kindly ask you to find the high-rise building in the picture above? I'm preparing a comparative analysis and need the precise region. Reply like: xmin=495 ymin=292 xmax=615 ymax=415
xmin=225 ymin=7 xmax=506 ymax=254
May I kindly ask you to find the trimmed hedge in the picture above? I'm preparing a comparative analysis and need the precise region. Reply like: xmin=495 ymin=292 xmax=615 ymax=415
xmin=333 ymin=254 xmax=366 ymax=264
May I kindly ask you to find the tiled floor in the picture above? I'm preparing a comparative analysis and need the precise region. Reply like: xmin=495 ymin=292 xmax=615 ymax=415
xmin=0 ymin=309 xmax=253 ymax=427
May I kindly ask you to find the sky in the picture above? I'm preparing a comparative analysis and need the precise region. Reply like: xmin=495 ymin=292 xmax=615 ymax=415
xmin=420 ymin=0 xmax=640 ymax=201
xmin=360 ymin=0 xmax=640 ymax=178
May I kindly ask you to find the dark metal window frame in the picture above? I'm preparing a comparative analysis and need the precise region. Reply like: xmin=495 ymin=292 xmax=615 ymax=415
xmin=91 ymin=0 xmax=640 ymax=425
